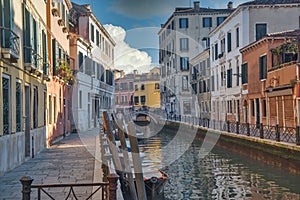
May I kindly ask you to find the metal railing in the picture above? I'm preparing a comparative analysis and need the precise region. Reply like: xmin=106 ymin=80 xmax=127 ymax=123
xmin=0 ymin=26 xmax=20 ymax=56
xmin=24 ymin=46 xmax=43 ymax=70
xmin=20 ymin=174 xmax=119 ymax=200
xmin=166 ymin=115 xmax=300 ymax=145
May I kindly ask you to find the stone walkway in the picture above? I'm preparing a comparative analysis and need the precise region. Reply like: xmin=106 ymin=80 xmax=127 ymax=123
xmin=0 ymin=128 xmax=104 ymax=200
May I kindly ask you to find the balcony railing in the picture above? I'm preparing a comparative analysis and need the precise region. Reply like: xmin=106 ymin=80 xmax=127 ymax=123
xmin=24 ymin=46 xmax=43 ymax=72
xmin=0 ymin=26 xmax=20 ymax=62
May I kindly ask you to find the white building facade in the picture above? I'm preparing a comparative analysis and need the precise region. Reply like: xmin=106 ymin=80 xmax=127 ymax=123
xmin=159 ymin=1 xmax=234 ymax=118
xmin=210 ymin=0 xmax=300 ymax=123
xmin=70 ymin=3 xmax=115 ymax=132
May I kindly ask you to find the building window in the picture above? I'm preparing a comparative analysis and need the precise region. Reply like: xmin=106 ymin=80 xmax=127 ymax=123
xmin=135 ymin=85 xmax=138 ymax=91
xmin=96 ymin=29 xmax=99 ymax=46
xmin=259 ymin=55 xmax=267 ymax=80
xmin=236 ymin=27 xmax=240 ymax=48
xmin=183 ymin=101 xmax=191 ymax=115
xmin=242 ymin=63 xmax=248 ymax=84
xmin=179 ymin=18 xmax=188 ymax=28
xmin=33 ymin=87 xmax=38 ymax=128
xmin=44 ymin=91 xmax=46 ymax=126
xmin=227 ymin=68 xmax=232 ymax=88
xmin=141 ymin=84 xmax=145 ymax=90
xmin=203 ymin=37 xmax=210 ymax=48
xmin=200 ymin=61 xmax=206 ymax=76
xmin=53 ymin=96 xmax=56 ymax=122
xmin=180 ymin=57 xmax=189 ymax=71
xmin=180 ymin=38 xmax=189 ymax=51
xmin=236 ymin=60 xmax=240 ymax=86
xmin=220 ymin=38 xmax=225 ymax=55
xmin=251 ymin=100 xmax=255 ymax=117
xmin=115 ymin=96 xmax=119 ymax=104
xmin=134 ymin=96 xmax=139 ymax=105
xmin=2 ymin=76 xmax=10 ymax=135
xmin=202 ymin=80 xmax=207 ymax=93
xmin=211 ymin=75 xmax=215 ymax=91
xmin=255 ymin=23 xmax=267 ymax=41
xmin=91 ymin=24 xmax=94 ymax=42
xmin=227 ymin=32 xmax=232 ymax=52
xmin=214 ymin=43 xmax=218 ymax=60
xmin=49 ymin=95 xmax=52 ymax=124
xmin=203 ymin=17 xmax=212 ymax=27
xmin=182 ymin=75 xmax=189 ymax=91
xmin=221 ymin=66 xmax=225 ymax=86
xmin=262 ymin=99 xmax=267 ymax=117
xmin=16 ymin=81 xmax=22 ymax=132
xmin=199 ymin=81 xmax=202 ymax=93
xmin=228 ymin=100 xmax=232 ymax=113
xmin=78 ymin=51 xmax=83 ymax=72
xmin=217 ymin=17 xmax=227 ymax=26
xmin=192 ymin=83 xmax=197 ymax=94
xmin=155 ymin=83 xmax=160 ymax=89
xmin=79 ymin=90 xmax=82 ymax=109
xmin=129 ymin=82 xmax=133 ymax=90
xmin=140 ymin=96 xmax=146 ymax=105
xmin=207 ymin=78 xmax=210 ymax=92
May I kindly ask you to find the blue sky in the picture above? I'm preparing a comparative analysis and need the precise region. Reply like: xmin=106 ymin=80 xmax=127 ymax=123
xmin=72 ymin=0 xmax=248 ymax=72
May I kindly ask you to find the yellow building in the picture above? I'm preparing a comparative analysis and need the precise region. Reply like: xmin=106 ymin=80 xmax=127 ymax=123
xmin=133 ymin=67 xmax=160 ymax=109
xmin=0 ymin=0 xmax=49 ymax=173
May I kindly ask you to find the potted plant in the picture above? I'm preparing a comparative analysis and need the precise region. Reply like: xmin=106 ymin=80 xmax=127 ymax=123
xmin=58 ymin=60 xmax=75 ymax=84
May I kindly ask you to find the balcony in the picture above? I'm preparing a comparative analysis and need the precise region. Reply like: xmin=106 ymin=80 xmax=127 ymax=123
xmin=58 ymin=19 xmax=65 ymax=26
xmin=0 ymin=27 xmax=20 ymax=62
xmin=62 ymin=26 xmax=68 ymax=33
xmin=43 ymin=62 xmax=50 ymax=81
xmin=24 ymin=46 xmax=43 ymax=74
xmin=51 ymin=3 xmax=60 ymax=17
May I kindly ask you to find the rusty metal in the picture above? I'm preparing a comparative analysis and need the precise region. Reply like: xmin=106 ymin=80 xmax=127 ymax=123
xmin=107 ymin=174 xmax=119 ymax=200
xmin=20 ymin=176 xmax=33 ymax=200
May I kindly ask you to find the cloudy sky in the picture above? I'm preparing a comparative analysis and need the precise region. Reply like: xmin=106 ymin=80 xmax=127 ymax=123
xmin=73 ymin=0 xmax=248 ymax=73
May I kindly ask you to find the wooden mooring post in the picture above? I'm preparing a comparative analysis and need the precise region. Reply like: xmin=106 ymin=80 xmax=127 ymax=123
xmin=102 ymin=112 xmax=124 ymax=175
xmin=127 ymin=122 xmax=147 ymax=200
xmin=117 ymin=118 xmax=138 ymax=200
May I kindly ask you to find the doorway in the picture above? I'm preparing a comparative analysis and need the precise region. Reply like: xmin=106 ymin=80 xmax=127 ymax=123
xmin=256 ymin=98 xmax=260 ymax=126
xmin=25 ymin=85 xmax=30 ymax=157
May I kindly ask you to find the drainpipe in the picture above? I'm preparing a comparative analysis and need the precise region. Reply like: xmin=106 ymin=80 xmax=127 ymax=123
xmin=297 ymin=34 xmax=300 ymax=126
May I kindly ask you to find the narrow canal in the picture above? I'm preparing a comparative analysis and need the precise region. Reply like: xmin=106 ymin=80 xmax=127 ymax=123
xmin=138 ymin=126 xmax=300 ymax=200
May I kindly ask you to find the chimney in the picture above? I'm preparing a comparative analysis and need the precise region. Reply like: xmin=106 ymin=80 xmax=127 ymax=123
xmin=194 ymin=1 xmax=200 ymax=11
xmin=227 ymin=1 xmax=233 ymax=9
xmin=83 ymin=4 xmax=91 ymax=11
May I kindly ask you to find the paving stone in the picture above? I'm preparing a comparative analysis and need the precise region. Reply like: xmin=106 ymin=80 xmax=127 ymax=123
xmin=0 ymin=129 xmax=106 ymax=199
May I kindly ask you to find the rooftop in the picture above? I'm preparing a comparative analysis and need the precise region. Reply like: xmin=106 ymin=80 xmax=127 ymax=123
xmin=240 ymin=0 xmax=300 ymax=6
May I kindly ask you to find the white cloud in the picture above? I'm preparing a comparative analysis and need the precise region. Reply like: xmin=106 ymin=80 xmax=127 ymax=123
xmin=104 ymin=24 xmax=153 ymax=74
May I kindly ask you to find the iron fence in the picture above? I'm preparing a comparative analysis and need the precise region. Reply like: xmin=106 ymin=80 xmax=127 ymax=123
xmin=20 ymin=174 xmax=119 ymax=200
xmin=165 ymin=116 xmax=300 ymax=145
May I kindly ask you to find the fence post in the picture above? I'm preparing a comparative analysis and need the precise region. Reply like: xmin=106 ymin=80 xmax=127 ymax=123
xmin=260 ymin=123 xmax=264 ymax=139
xmin=20 ymin=176 xmax=33 ymax=200
xmin=246 ymin=123 xmax=250 ymax=136
xmin=107 ymin=173 xmax=119 ymax=200
xmin=236 ymin=121 xmax=239 ymax=134
xmin=227 ymin=121 xmax=230 ymax=133
xmin=276 ymin=124 xmax=280 ymax=142
xmin=296 ymin=126 xmax=300 ymax=145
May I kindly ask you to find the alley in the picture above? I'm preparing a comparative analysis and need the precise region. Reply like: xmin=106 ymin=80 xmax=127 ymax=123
xmin=0 ymin=129 xmax=102 ymax=200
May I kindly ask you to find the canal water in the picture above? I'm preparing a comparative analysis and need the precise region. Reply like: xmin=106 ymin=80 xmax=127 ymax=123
xmin=138 ymin=128 xmax=300 ymax=200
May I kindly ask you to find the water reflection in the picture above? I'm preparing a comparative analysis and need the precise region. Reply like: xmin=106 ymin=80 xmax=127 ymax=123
xmin=139 ymin=131 xmax=300 ymax=200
